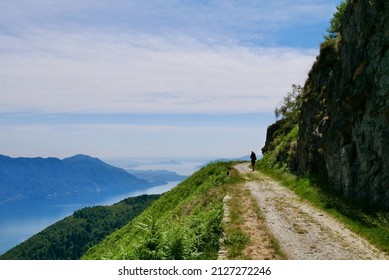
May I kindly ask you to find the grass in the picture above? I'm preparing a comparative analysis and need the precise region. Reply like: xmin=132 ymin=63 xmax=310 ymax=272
xmin=82 ymin=162 xmax=233 ymax=260
xmin=257 ymin=154 xmax=389 ymax=253
xmin=222 ymin=183 xmax=250 ymax=259
xmin=222 ymin=167 xmax=286 ymax=259
xmin=83 ymin=161 xmax=287 ymax=260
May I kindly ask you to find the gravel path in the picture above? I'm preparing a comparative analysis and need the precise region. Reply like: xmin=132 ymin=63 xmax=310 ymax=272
xmin=234 ymin=163 xmax=388 ymax=260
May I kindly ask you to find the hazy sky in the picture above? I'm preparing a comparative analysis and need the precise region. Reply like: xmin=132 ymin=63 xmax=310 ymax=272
xmin=0 ymin=0 xmax=342 ymax=159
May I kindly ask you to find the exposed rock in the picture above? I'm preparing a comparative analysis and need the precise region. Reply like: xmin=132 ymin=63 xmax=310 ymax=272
xmin=297 ymin=0 xmax=389 ymax=209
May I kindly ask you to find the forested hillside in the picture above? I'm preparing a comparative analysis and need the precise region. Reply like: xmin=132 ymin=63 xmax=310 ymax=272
xmin=0 ymin=154 xmax=150 ymax=204
xmin=0 ymin=194 xmax=159 ymax=260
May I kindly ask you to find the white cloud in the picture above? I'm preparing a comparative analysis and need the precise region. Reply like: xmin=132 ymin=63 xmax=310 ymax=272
xmin=0 ymin=29 xmax=316 ymax=114
xmin=0 ymin=0 xmax=340 ymax=159
xmin=0 ymin=1 xmax=337 ymax=38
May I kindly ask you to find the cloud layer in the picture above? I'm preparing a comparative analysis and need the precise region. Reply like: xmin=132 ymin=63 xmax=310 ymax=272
xmin=0 ymin=30 xmax=316 ymax=114
xmin=0 ymin=0 xmax=339 ymax=114
xmin=0 ymin=1 xmax=339 ymax=158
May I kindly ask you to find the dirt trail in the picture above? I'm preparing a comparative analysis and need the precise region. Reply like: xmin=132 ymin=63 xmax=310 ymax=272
xmin=234 ymin=163 xmax=388 ymax=260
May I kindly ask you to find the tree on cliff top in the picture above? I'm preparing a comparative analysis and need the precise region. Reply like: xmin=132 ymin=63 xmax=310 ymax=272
xmin=274 ymin=84 xmax=303 ymax=124
xmin=324 ymin=0 xmax=348 ymax=41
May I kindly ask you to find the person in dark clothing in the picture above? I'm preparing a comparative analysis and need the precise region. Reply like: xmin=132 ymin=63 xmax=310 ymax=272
xmin=250 ymin=151 xmax=257 ymax=171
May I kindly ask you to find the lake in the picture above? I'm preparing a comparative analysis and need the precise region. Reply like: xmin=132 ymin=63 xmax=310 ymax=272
xmin=0 ymin=181 xmax=181 ymax=255
xmin=0 ymin=158 xmax=208 ymax=255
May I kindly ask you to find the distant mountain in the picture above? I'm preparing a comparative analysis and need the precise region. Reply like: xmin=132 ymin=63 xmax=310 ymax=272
xmin=211 ymin=155 xmax=256 ymax=163
xmin=0 ymin=154 xmax=150 ymax=204
xmin=151 ymin=159 xmax=181 ymax=165
xmin=126 ymin=169 xmax=187 ymax=186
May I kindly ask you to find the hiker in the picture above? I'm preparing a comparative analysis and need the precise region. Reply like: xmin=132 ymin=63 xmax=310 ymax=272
xmin=250 ymin=151 xmax=257 ymax=171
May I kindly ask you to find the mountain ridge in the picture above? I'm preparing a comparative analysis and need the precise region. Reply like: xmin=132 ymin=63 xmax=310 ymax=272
xmin=0 ymin=154 xmax=150 ymax=204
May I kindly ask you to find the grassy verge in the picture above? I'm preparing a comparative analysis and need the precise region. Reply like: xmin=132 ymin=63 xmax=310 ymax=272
xmin=257 ymin=154 xmax=389 ymax=253
xmin=222 ymin=167 xmax=286 ymax=259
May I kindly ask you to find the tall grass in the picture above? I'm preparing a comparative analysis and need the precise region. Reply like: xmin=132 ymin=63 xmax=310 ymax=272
xmin=83 ymin=162 xmax=232 ymax=260
xmin=257 ymin=153 xmax=389 ymax=253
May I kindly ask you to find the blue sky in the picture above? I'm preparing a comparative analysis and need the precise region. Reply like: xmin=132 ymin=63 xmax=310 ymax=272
xmin=0 ymin=0 xmax=342 ymax=159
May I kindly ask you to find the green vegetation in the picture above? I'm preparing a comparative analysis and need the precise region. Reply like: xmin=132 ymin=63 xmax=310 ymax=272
xmin=83 ymin=162 xmax=234 ymax=260
xmin=0 ymin=194 xmax=159 ymax=260
xmin=265 ymin=1 xmax=349 ymax=168
xmin=274 ymin=84 xmax=303 ymax=123
xmin=262 ymin=84 xmax=302 ymax=169
xmin=220 ymin=167 xmax=285 ymax=260
xmin=223 ymin=184 xmax=278 ymax=260
xmin=258 ymin=0 xmax=389 ymax=255
xmin=257 ymin=154 xmax=389 ymax=253
xmin=324 ymin=0 xmax=348 ymax=42
xmin=223 ymin=229 xmax=250 ymax=258
xmin=221 ymin=169 xmax=250 ymax=259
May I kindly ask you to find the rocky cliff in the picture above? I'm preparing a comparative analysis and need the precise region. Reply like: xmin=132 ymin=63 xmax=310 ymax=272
xmin=297 ymin=0 xmax=389 ymax=209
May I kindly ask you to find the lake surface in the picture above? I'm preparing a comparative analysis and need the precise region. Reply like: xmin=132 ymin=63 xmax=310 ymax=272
xmin=0 ymin=181 xmax=181 ymax=255
xmin=0 ymin=158 xmax=208 ymax=255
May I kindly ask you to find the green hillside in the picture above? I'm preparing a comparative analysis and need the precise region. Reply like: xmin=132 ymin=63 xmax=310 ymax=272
xmin=0 ymin=194 xmax=159 ymax=260
xmin=82 ymin=162 xmax=234 ymax=260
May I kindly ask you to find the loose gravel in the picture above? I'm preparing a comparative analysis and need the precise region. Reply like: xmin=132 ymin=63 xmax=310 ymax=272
xmin=234 ymin=163 xmax=387 ymax=260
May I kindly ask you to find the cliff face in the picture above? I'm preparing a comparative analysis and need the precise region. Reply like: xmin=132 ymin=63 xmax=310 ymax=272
xmin=297 ymin=0 xmax=389 ymax=209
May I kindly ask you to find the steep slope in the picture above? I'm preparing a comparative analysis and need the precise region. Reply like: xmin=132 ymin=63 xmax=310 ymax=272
xmin=82 ymin=162 xmax=232 ymax=260
xmin=298 ymin=0 xmax=389 ymax=209
xmin=82 ymin=161 xmax=389 ymax=260
xmin=0 ymin=194 xmax=159 ymax=260
xmin=263 ymin=0 xmax=389 ymax=209
xmin=0 ymin=154 xmax=150 ymax=203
